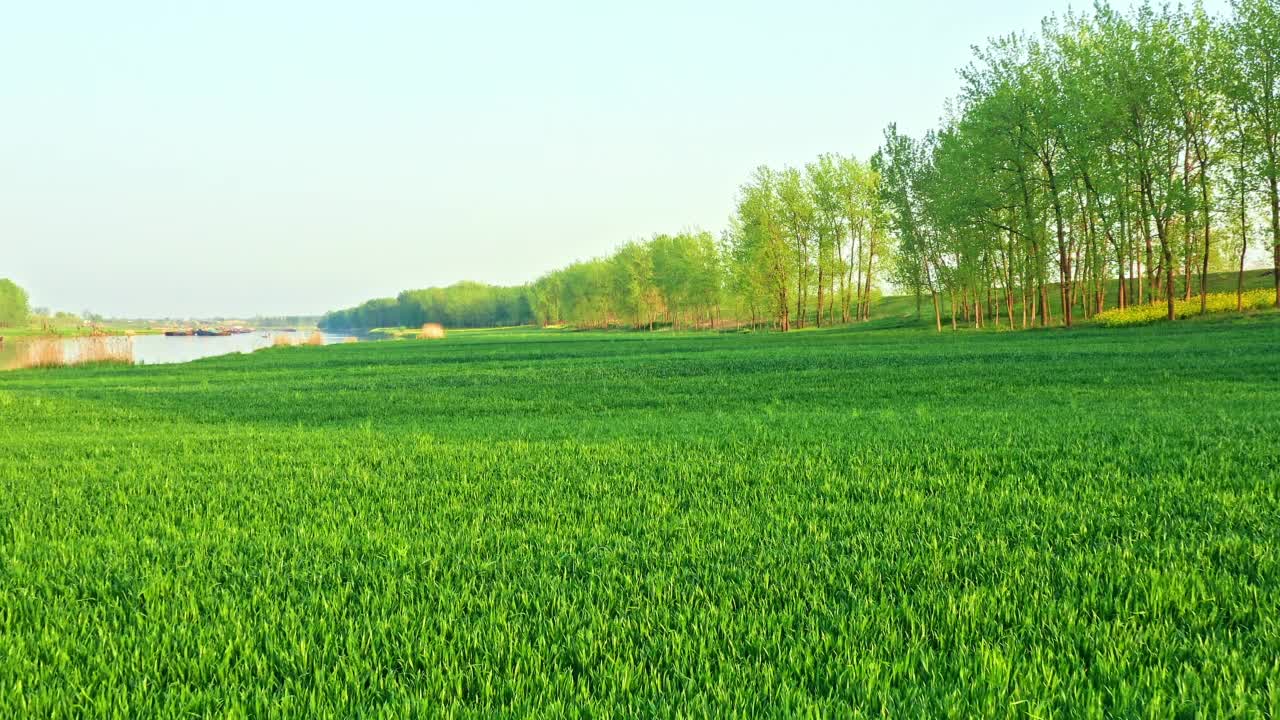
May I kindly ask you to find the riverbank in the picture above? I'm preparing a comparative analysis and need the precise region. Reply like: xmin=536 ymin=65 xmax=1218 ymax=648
xmin=1 ymin=324 xmax=164 ymax=339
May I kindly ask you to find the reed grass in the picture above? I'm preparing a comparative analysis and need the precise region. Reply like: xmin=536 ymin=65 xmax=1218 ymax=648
xmin=5 ymin=337 xmax=134 ymax=369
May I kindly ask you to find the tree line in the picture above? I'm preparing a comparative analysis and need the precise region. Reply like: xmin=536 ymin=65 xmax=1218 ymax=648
xmin=323 ymin=0 xmax=1279 ymax=334
xmin=320 ymin=282 xmax=534 ymax=330
xmin=878 ymin=0 xmax=1279 ymax=331
xmin=322 ymin=155 xmax=889 ymax=332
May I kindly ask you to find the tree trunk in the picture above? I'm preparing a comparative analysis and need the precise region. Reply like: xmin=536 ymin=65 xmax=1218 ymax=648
xmin=853 ymin=225 xmax=864 ymax=322
xmin=836 ymin=237 xmax=847 ymax=324
xmin=1238 ymin=228 xmax=1248 ymax=313
xmin=1117 ymin=258 xmax=1127 ymax=311
xmin=845 ymin=236 xmax=856 ymax=324
xmin=795 ymin=238 xmax=805 ymax=329
xmin=1152 ymin=214 xmax=1176 ymax=321
xmin=931 ymin=290 xmax=942 ymax=333
xmin=1271 ymin=173 xmax=1280 ymax=309
xmin=1046 ymin=165 xmax=1072 ymax=328
xmin=1004 ymin=243 xmax=1016 ymax=329
xmin=815 ymin=266 xmax=824 ymax=328
xmin=1131 ymin=254 xmax=1141 ymax=304
xmin=1024 ymin=282 xmax=1031 ymax=328
xmin=828 ymin=272 xmax=835 ymax=326
xmin=1200 ymin=170 xmax=1211 ymax=314
xmin=862 ymin=232 xmax=876 ymax=321
xmin=1135 ymin=255 xmax=1142 ymax=306
xmin=1184 ymin=140 xmax=1195 ymax=302
xmin=1152 ymin=211 xmax=1162 ymax=303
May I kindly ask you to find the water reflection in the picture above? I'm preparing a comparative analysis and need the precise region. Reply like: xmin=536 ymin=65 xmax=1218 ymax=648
xmin=0 ymin=331 xmax=354 ymax=370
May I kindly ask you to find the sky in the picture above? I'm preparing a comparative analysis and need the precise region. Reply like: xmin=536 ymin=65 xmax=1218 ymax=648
xmin=0 ymin=0 xmax=1233 ymax=318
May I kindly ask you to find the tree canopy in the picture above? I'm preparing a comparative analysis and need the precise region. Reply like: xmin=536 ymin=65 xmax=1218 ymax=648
xmin=0 ymin=279 xmax=31 ymax=328
xmin=875 ymin=0 xmax=1280 ymax=328
xmin=319 ymin=282 xmax=534 ymax=330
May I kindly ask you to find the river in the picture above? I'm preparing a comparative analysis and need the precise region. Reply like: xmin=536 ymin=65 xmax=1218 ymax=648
xmin=0 ymin=331 xmax=354 ymax=370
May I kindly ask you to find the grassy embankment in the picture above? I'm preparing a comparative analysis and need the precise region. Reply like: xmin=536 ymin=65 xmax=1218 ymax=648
xmin=1 ymin=315 xmax=1278 ymax=715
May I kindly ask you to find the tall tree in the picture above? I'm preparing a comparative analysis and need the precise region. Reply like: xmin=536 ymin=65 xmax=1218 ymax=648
xmin=0 ymin=279 xmax=31 ymax=328
xmin=1231 ymin=0 xmax=1280 ymax=307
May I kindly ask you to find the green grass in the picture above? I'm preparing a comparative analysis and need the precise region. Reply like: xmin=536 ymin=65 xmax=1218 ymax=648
xmin=1 ymin=318 xmax=1278 ymax=717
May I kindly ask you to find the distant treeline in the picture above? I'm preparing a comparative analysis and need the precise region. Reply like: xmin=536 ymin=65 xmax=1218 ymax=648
xmin=319 ymin=282 xmax=534 ymax=330
xmin=322 ymin=154 xmax=887 ymax=333
xmin=530 ymin=231 xmax=725 ymax=330
xmin=247 ymin=315 xmax=321 ymax=329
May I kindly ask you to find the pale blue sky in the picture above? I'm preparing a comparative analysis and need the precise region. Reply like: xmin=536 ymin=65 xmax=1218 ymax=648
xmin=1 ymin=0 xmax=1229 ymax=317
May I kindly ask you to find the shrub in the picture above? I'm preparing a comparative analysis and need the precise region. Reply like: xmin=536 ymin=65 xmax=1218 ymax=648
xmin=418 ymin=323 xmax=446 ymax=340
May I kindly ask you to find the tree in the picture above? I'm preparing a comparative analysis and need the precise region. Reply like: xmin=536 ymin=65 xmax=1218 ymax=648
xmin=1231 ymin=0 xmax=1280 ymax=307
xmin=0 ymin=279 xmax=30 ymax=327
xmin=878 ymin=125 xmax=943 ymax=331
xmin=728 ymin=168 xmax=793 ymax=331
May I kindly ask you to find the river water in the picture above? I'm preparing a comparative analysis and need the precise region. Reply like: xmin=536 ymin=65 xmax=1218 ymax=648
xmin=0 ymin=331 xmax=354 ymax=370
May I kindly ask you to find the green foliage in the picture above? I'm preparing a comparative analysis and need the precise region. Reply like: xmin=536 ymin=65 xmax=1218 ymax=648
xmin=0 ymin=278 xmax=30 ymax=327
xmin=530 ymin=231 xmax=727 ymax=330
xmin=1 ymin=321 xmax=1279 ymax=715
xmin=327 ymin=159 xmax=887 ymax=334
xmin=878 ymin=1 xmax=1280 ymax=330
xmin=320 ymin=283 xmax=534 ymax=331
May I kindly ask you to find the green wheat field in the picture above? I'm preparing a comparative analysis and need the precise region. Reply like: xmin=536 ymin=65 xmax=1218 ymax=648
xmin=2 ymin=318 xmax=1278 ymax=717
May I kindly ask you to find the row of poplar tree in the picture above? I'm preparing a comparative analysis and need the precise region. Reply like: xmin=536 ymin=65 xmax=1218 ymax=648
xmin=321 ymin=153 xmax=886 ymax=333
xmin=528 ymin=154 xmax=884 ymax=333
xmin=323 ymin=0 xmax=1279 ymax=333
xmin=879 ymin=0 xmax=1280 ymax=331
